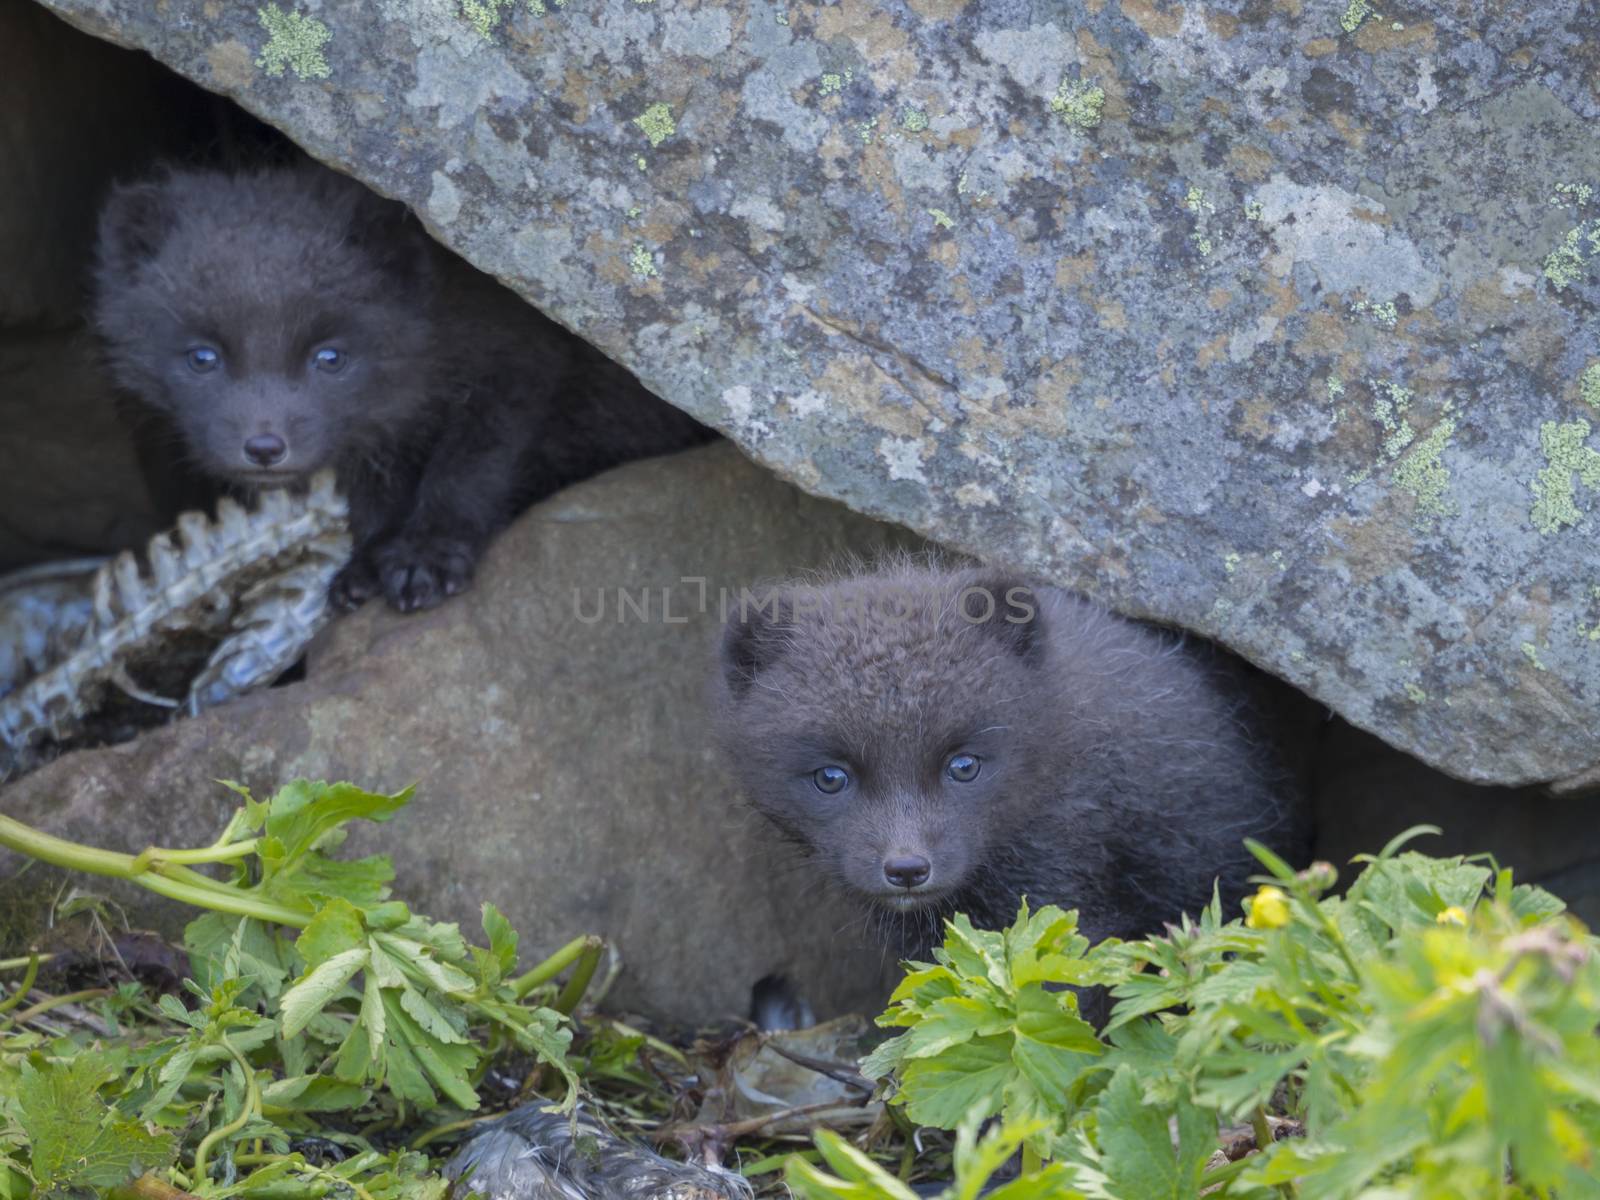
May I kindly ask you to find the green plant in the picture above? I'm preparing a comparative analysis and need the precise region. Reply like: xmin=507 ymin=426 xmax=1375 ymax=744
xmin=0 ymin=780 xmax=600 ymax=1198
xmin=798 ymin=831 xmax=1600 ymax=1199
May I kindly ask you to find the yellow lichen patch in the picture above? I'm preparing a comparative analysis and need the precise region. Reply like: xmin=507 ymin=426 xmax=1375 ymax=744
xmin=256 ymin=3 xmax=331 ymax=79
xmin=1530 ymin=419 xmax=1600 ymax=535
xmin=632 ymin=102 xmax=675 ymax=147
xmin=207 ymin=38 xmax=256 ymax=89
xmin=1355 ymin=19 xmax=1436 ymax=52
xmin=1120 ymin=0 xmax=1184 ymax=39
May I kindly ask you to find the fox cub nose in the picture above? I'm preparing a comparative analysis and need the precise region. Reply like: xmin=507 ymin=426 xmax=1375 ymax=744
xmin=883 ymin=855 xmax=932 ymax=889
xmin=243 ymin=433 xmax=288 ymax=466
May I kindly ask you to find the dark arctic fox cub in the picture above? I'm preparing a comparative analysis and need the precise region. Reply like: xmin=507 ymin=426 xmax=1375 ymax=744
xmin=93 ymin=163 xmax=711 ymax=612
xmin=714 ymin=561 xmax=1311 ymax=957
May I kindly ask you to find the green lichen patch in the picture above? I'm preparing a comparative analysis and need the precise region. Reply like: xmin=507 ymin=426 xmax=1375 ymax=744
xmin=1371 ymin=380 xmax=1415 ymax=458
xmin=1521 ymin=641 xmax=1547 ymax=671
xmin=1222 ymin=551 xmax=1241 ymax=576
xmin=628 ymin=244 xmax=658 ymax=278
xmin=900 ymin=107 xmax=929 ymax=133
xmin=1580 ymin=363 xmax=1600 ymax=410
xmin=633 ymin=103 xmax=675 ymax=148
xmin=1351 ymin=298 xmax=1399 ymax=329
xmin=818 ymin=71 xmax=851 ymax=97
xmin=256 ymin=4 xmax=331 ymax=79
xmin=1244 ymin=199 xmax=1265 ymax=221
xmin=1050 ymin=80 xmax=1105 ymax=130
xmin=1404 ymin=682 xmax=1428 ymax=704
xmin=1543 ymin=219 xmax=1600 ymax=291
xmin=1327 ymin=374 xmax=1345 ymax=399
xmin=1340 ymin=0 xmax=1371 ymax=34
xmin=927 ymin=208 xmax=955 ymax=230
xmin=1551 ymin=182 xmax=1595 ymax=209
xmin=1393 ymin=414 xmax=1457 ymax=518
xmin=1530 ymin=419 xmax=1600 ymax=534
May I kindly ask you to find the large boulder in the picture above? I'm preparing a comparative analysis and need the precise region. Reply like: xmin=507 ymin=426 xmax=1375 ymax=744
xmin=27 ymin=0 xmax=1600 ymax=788
xmin=0 ymin=444 xmax=915 ymax=1024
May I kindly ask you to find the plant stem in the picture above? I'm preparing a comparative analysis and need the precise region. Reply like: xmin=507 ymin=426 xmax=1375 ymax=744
xmin=1251 ymin=1105 xmax=1276 ymax=1155
xmin=0 ymin=812 xmax=308 ymax=927
xmin=193 ymin=1034 xmax=260 ymax=1182
xmin=0 ymin=954 xmax=41 ymax=1014
xmin=8 ymin=987 xmax=111 ymax=1025
xmin=131 ymin=839 xmax=259 ymax=871
xmin=510 ymin=934 xmax=603 ymax=998
xmin=553 ymin=940 xmax=603 ymax=1015
xmin=0 ymin=953 xmax=53 ymax=972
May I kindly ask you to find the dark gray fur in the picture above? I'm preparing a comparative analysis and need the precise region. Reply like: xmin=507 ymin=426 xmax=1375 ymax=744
xmin=715 ymin=561 xmax=1311 ymax=959
xmin=93 ymin=163 xmax=711 ymax=612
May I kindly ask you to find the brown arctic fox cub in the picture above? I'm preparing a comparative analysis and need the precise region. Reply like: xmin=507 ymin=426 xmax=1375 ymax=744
xmin=93 ymin=162 xmax=711 ymax=612
xmin=714 ymin=561 xmax=1311 ymax=958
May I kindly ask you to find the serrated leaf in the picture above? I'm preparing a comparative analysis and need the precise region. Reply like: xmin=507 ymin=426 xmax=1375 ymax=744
xmin=398 ymin=982 xmax=470 ymax=1045
xmin=259 ymin=1075 xmax=372 ymax=1112
xmin=481 ymin=903 xmax=518 ymax=981
xmin=279 ymin=945 xmax=369 ymax=1038
xmin=1094 ymin=1066 xmax=1212 ymax=1200
xmin=371 ymin=932 xmax=474 ymax=994
xmin=140 ymin=1039 xmax=201 ymax=1120
xmin=381 ymin=993 xmax=479 ymax=1110
xmin=1008 ymin=986 xmax=1103 ymax=1113
xmin=899 ymin=1035 xmax=1014 ymax=1129
xmin=16 ymin=1058 xmax=176 ymax=1189
xmin=296 ymin=898 xmax=367 ymax=968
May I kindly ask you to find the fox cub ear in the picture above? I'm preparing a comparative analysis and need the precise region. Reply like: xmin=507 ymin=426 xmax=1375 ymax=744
xmin=96 ymin=178 xmax=175 ymax=275
xmin=719 ymin=587 xmax=796 ymax=696
xmin=956 ymin=575 xmax=1045 ymax=662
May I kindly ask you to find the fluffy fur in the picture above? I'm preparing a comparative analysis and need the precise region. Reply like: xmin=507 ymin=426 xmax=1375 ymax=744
xmin=93 ymin=163 xmax=711 ymax=612
xmin=714 ymin=560 xmax=1312 ymax=958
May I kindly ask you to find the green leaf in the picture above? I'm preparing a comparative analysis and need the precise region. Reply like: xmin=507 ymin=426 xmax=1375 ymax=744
xmin=899 ymin=1035 xmax=1014 ymax=1129
xmin=482 ymin=903 xmax=518 ymax=979
xmin=296 ymin=898 xmax=367 ymax=967
xmin=1008 ymin=986 xmax=1103 ymax=1114
xmin=258 ymin=1074 xmax=372 ymax=1112
xmin=279 ymin=945 xmax=369 ymax=1038
xmin=1094 ymin=1066 xmax=1212 ymax=1199
xmin=16 ymin=1057 xmax=175 ymax=1190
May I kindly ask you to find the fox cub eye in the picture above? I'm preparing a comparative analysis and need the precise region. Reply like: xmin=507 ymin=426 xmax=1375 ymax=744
xmin=947 ymin=753 xmax=982 ymax=783
xmin=812 ymin=765 xmax=850 ymax=794
xmin=312 ymin=346 xmax=347 ymax=373
xmin=186 ymin=346 xmax=220 ymax=373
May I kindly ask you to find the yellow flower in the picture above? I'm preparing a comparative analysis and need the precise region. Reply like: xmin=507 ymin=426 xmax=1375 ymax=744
xmin=1436 ymin=905 xmax=1469 ymax=926
xmin=1245 ymin=885 xmax=1291 ymax=930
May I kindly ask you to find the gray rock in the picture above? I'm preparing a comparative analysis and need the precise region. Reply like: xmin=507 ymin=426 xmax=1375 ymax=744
xmin=26 ymin=0 xmax=1600 ymax=785
xmin=0 ymin=445 xmax=915 ymax=1024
